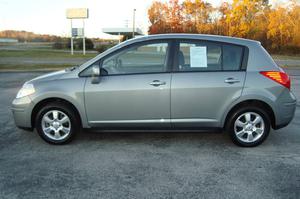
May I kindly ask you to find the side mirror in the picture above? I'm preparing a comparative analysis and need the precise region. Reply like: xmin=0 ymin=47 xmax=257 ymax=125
xmin=91 ymin=65 xmax=100 ymax=84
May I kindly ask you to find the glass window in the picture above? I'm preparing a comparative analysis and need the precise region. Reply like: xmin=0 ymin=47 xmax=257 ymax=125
xmin=79 ymin=62 xmax=99 ymax=77
xmin=223 ymin=44 xmax=243 ymax=71
xmin=101 ymin=42 xmax=169 ymax=75
xmin=178 ymin=41 xmax=244 ymax=72
xmin=178 ymin=41 xmax=222 ymax=71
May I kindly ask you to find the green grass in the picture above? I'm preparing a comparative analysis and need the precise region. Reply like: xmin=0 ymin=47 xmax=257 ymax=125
xmin=0 ymin=64 xmax=72 ymax=71
xmin=0 ymin=49 xmax=97 ymax=58
xmin=0 ymin=49 xmax=98 ymax=71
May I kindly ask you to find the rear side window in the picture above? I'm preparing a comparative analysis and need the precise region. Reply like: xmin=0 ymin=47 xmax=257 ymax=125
xmin=179 ymin=42 xmax=222 ymax=71
xmin=177 ymin=40 xmax=244 ymax=72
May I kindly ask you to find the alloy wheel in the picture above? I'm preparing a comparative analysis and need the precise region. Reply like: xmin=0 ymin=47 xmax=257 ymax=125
xmin=234 ymin=112 xmax=265 ymax=143
xmin=41 ymin=110 xmax=71 ymax=141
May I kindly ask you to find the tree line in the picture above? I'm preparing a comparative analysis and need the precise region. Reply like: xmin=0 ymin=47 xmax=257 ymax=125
xmin=148 ymin=0 xmax=300 ymax=54
xmin=0 ymin=30 xmax=61 ymax=42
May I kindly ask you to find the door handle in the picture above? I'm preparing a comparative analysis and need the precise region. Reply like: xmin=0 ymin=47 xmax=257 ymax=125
xmin=150 ymin=80 xmax=166 ymax=87
xmin=224 ymin=78 xmax=240 ymax=84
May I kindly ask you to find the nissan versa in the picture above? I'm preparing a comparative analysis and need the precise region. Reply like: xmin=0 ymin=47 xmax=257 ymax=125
xmin=11 ymin=34 xmax=297 ymax=147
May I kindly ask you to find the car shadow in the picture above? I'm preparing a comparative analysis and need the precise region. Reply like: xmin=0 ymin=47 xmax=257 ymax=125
xmin=73 ymin=129 xmax=232 ymax=146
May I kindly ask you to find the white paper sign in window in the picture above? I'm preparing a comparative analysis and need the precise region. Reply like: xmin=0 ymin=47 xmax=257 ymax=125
xmin=190 ymin=46 xmax=207 ymax=68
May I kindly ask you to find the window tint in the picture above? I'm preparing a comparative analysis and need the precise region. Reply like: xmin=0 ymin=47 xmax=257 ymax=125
xmin=101 ymin=42 xmax=169 ymax=75
xmin=223 ymin=44 xmax=243 ymax=71
xmin=178 ymin=40 xmax=244 ymax=72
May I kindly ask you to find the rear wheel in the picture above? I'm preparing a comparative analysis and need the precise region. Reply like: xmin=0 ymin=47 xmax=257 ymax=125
xmin=35 ymin=103 xmax=79 ymax=144
xmin=227 ymin=106 xmax=271 ymax=147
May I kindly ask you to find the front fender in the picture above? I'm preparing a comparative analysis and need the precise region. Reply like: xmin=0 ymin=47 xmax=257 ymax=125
xmin=29 ymin=78 xmax=89 ymax=128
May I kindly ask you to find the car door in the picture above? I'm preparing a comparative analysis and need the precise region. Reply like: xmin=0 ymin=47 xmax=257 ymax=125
xmin=84 ymin=40 xmax=172 ymax=128
xmin=171 ymin=40 xmax=247 ymax=127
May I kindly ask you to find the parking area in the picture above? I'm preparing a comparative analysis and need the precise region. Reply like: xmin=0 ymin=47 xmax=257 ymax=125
xmin=0 ymin=70 xmax=300 ymax=199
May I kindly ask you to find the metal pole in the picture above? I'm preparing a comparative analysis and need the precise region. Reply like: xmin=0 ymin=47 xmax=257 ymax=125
xmin=83 ymin=19 xmax=86 ymax=55
xmin=132 ymin=9 xmax=136 ymax=38
xmin=71 ymin=19 xmax=74 ymax=55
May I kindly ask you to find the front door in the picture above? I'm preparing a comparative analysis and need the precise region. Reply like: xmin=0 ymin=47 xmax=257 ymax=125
xmin=84 ymin=41 xmax=172 ymax=128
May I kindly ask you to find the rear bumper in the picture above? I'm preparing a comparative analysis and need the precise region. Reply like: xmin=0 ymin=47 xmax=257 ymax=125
xmin=274 ymin=122 xmax=291 ymax=130
xmin=274 ymin=92 xmax=297 ymax=129
xmin=11 ymin=96 xmax=35 ymax=129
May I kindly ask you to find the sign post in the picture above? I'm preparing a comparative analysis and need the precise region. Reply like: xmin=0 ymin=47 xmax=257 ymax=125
xmin=66 ymin=8 xmax=89 ymax=55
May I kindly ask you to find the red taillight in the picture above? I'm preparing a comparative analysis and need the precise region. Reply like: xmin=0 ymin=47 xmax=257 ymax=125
xmin=260 ymin=71 xmax=291 ymax=90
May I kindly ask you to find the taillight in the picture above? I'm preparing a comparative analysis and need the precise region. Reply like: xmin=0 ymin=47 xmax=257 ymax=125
xmin=260 ymin=71 xmax=291 ymax=90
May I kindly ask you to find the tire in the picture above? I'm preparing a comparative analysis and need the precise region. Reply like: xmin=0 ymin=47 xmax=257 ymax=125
xmin=226 ymin=106 xmax=271 ymax=147
xmin=35 ymin=102 xmax=80 ymax=144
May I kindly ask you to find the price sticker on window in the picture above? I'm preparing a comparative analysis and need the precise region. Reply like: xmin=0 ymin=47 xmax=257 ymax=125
xmin=190 ymin=46 xmax=207 ymax=68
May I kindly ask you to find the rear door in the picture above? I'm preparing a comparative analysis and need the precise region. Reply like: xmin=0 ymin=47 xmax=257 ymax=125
xmin=171 ymin=40 xmax=247 ymax=127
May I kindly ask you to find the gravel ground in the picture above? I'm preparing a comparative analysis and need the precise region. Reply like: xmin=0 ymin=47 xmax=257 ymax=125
xmin=0 ymin=70 xmax=299 ymax=199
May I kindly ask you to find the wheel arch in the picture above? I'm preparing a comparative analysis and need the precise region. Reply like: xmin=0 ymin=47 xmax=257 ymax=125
xmin=223 ymin=99 xmax=276 ymax=130
xmin=31 ymin=97 xmax=83 ymax=129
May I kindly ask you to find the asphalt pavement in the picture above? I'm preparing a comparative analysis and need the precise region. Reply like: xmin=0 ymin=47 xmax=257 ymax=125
xmin=0 ymin=70 xmax=299 ymax=199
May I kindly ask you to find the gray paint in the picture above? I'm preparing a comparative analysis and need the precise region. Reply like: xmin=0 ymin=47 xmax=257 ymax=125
xmin=171 ymin=71 xmax=246 ymax=127
xmin=85 ymin=73 xmax=171 ymax=127
xmin=11 ymin=34 xmax=297 ymax=133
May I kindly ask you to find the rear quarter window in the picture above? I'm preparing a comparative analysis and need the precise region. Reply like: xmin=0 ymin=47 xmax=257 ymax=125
xmin=223 ymin=44 xmax=243 ymax=71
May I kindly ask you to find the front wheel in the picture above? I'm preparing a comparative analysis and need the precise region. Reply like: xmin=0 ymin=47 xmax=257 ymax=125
xmin=35 ymin=103 xmax=79 ymax=144
xmin=227 ymin=106 xmax=271 ymax=147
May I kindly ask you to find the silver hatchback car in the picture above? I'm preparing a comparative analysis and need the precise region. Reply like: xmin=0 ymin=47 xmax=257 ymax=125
xmin=11 ymin=34 xmax=297 ymax=146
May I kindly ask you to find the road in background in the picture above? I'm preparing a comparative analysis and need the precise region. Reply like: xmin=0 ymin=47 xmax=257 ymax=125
xmin=0 ymin=70 xmax=299 ymax=198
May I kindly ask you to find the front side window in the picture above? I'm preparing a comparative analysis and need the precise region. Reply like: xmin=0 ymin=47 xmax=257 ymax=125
xmin=101 ymin=42 xmax=169 ymax=75
xmin=178 ymin=40 xmax=244 ymax=72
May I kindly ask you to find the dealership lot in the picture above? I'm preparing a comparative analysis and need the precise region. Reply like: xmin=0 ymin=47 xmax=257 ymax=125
xmin=0 ymin=71 xmax=299 ymax=199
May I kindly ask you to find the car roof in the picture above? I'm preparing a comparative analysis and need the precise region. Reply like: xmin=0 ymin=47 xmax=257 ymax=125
xmin=123 ymin=33 xmax=261 ymax=47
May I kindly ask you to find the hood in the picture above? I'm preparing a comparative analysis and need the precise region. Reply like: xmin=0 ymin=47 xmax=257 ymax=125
xmin=27 ymin=69 xmax=70 ymax=84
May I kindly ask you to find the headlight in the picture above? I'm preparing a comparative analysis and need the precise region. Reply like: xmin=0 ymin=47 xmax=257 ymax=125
xmin=16 ymin=83 xmax=35 ymax=99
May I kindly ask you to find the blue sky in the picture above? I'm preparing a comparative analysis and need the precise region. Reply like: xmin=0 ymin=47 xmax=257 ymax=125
xmin=0 ymin=0 xmax=287 ymax=38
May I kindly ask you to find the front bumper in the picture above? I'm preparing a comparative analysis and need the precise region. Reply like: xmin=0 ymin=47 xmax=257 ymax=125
xmin=11 ymin=96 xmax=35 ymax=129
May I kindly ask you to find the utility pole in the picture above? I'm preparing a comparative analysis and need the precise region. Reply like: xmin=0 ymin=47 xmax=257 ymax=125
xmin=83 ymin=19 xmax=86 ymax=55
xmin=132 ymin=9 xmax=136 ymax=38
xmin=70 ymin=19 xmax=74 ymax=55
